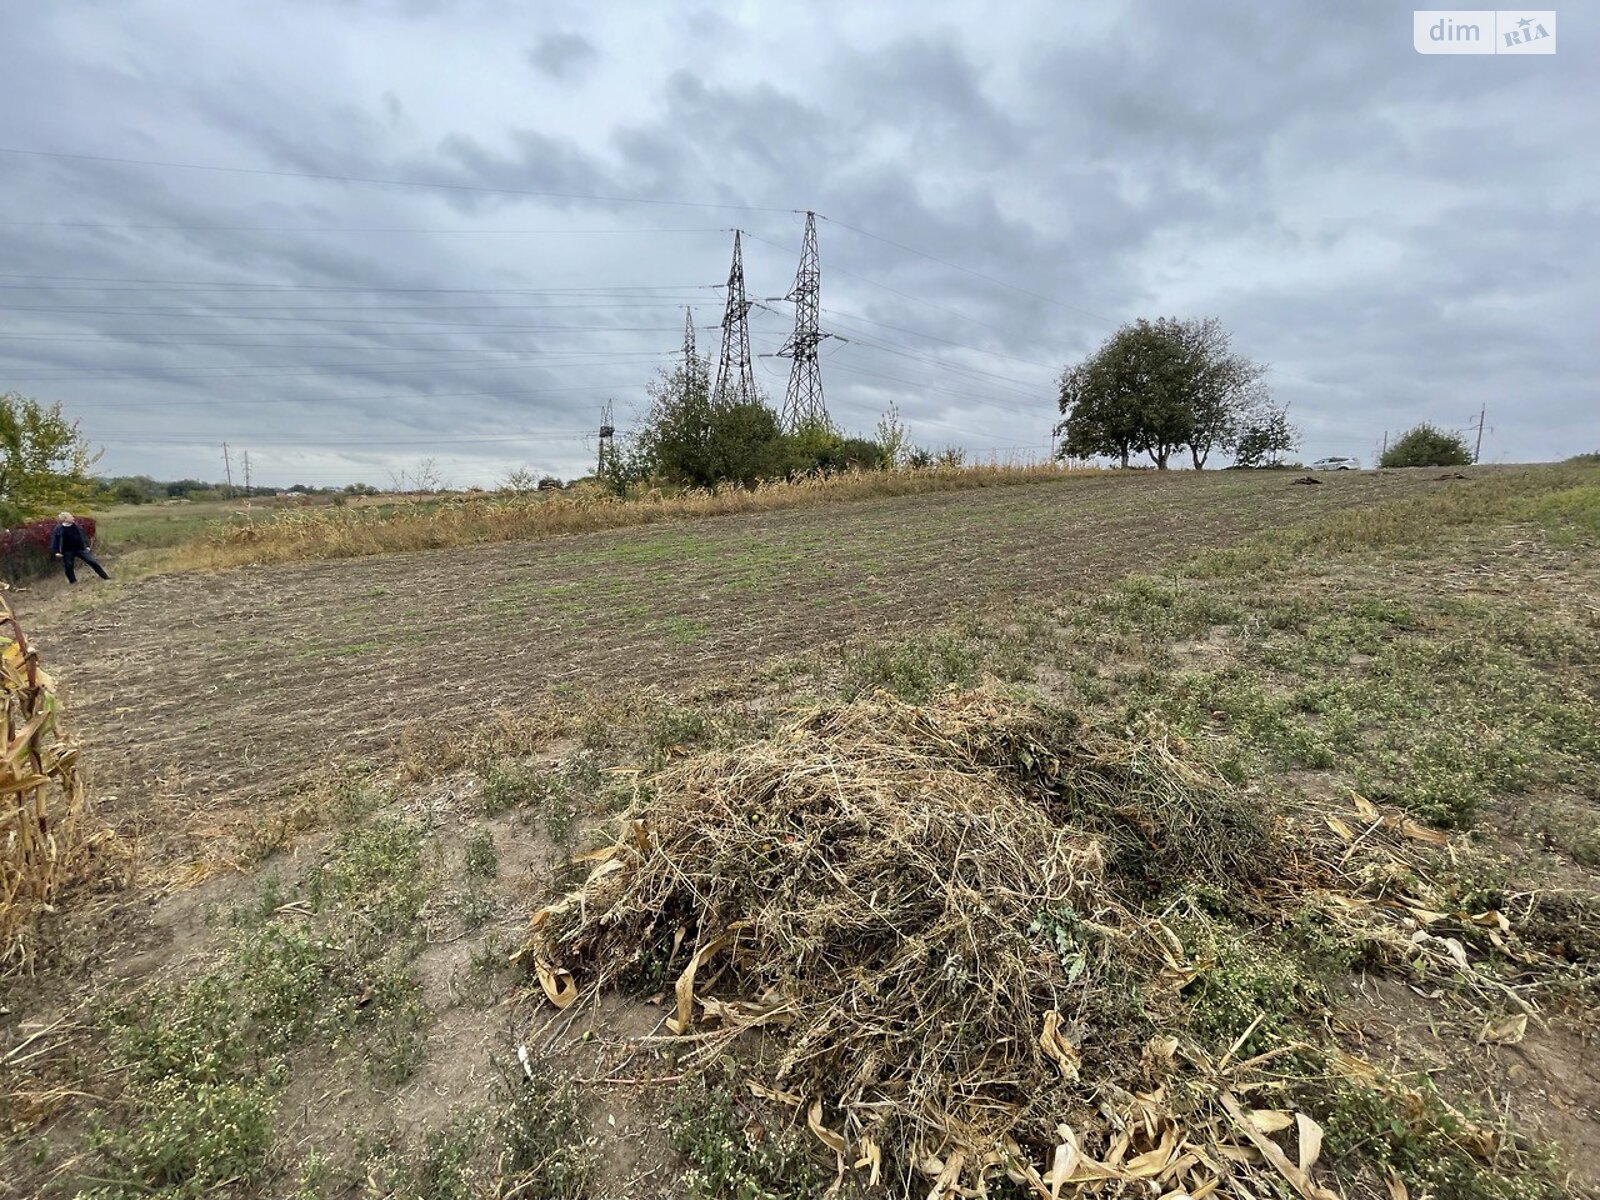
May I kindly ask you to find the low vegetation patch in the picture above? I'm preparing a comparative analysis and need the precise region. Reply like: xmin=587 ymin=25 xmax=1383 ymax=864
xmin=170 ymin=463 xmax=1090 ymax=570
xmin=69 ymin=815 xmax=434 ymax=1197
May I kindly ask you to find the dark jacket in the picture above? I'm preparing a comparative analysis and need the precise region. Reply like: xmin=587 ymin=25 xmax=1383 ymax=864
xmin=50 ymin=522 xmax=90 ymax=555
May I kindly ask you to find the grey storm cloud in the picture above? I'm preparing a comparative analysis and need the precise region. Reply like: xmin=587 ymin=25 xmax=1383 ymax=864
xmin=527 ymin=32 xmax=600 ymax=81
xmin=0 ymin=0 xmax=1593 ymax=487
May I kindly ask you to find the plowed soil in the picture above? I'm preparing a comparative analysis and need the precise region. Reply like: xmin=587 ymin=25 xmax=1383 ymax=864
xmin=23 ymin=469 xmax=1449 ymax=874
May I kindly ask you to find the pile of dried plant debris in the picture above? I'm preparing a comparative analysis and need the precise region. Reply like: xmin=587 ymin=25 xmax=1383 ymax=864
xmin=522 ymin=686 xmax=1568 ymax=1198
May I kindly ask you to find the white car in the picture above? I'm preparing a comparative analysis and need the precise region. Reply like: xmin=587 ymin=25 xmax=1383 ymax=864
xmin=1309 ymin=456 xmax=1360 ymax=471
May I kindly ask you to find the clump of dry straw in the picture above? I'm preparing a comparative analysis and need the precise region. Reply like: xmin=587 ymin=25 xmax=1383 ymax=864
xmin=0 ymin=592 xmax=89 ymax=969
xmin=525 ymin=686 xmax=1287 ymax=1193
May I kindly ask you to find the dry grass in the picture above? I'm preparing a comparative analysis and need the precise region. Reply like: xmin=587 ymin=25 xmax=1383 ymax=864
xmin=166 ymin=464 xmax=1096 ymax=570
xmin=0 ymin=594 xmax=89 ymax=969
xmin=523 ymin=687 xmax=1311 ymax=1195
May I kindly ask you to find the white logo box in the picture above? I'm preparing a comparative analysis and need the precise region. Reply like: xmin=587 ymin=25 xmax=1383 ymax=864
xmin=1414 ymin=10 xmax=1556 ymax=53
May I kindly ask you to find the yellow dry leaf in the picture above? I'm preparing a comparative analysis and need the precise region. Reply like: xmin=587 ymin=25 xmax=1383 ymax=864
xmin=1296 ymin=1113 xmax=1324 ymax=1174
xmin=1040 ymin=1010 xmax=1081 ymax=1081
xmin=1247 ymin=1110 xmax=1296 ymax=1134
xmin=1325 ymin=816 xmax=1356 ymax=842
xmin=1215 ymin=1145 xmax=1261 ymax=1165
xmin=1406 ymin=907 xmax=1450 ymax=927
xmin=1219 ymin=1091 xmax=1341 ymax=1200
xmin=1160 ymin=1150 xmax=1199 ymax=1182
xmin=1047 ymin=1124 xmax=1081 ymax=1200
xmin=1468 ymin=909 xmax=1511 ymax=933
xmin=1351 ymin=791 xmax=1380 ymax=821
xmin=1385 ymin=1169 xmax=1410 ymax=1200
xmin=806 ymin=1099 xmax=846 ymax=1157
xmin=1104 ymin=1128 xmax=1132 ymax=1169
xmin=1065 ymin=1157 xmax=1125 ymax=1184
xmin=1152 ymin=920 xmax=1187 ymax=966
xmin=926 ymin=1149 xmax=966 ymax=1200
xmin=528 ymin=894 xmax=575 ymax=930
xmin=672 ymin=932 xmax=731 ymax=1033
xmin=626 ymin=818 xmax=650 ymax=851
xmin=854 ymin=1135 xmax=882 ymax=1187
xmin=1479 ymin=1012 xmax=1529 ymax=1045
xmin=1398 ymin=819 xmax=1449 ymax=847
xmin=748 ymin=1081 xmax=804 ymax=1108
xmin=534 ymin=959 xmax=577 ymax=1009
xmin=1124 ymin=1128 xmax=1179 ymax=1178
xmin=1464 ymin=1125 xmax=1498 ymax=1161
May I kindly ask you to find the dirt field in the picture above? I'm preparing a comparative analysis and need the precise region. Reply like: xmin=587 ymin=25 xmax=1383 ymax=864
xmin=26 ymin=469 xmax=1450 ymax=876
xmin=6 ymin=463 xmax=1598 ymax=1200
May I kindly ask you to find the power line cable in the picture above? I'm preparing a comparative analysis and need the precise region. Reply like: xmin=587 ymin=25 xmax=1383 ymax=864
xmin=826 ymin=332 xmax=1043 ymax=396
xmin=60 ymin=379 xmax=669 ymax=409
xmin=819 ymin=215 xmax=1119 ymax=324
xmin=817 ymin=305 xmax=1059 ymax=371
xmin=4 ymin=147 xmax=1114 ymax=327
xmin=0 ymin=308 xmax=696 ymax=330
xmin=742 ymin=231 xmax=1048 ymax=346
xmin=91 ymin=431 xmax=593 ymax=446
xmin=0 ymin=221 xmax=728 ymax=234
xmin=0 ymin=146 xmax=801 ymax=214
xmin=0 ymin=334 xmax=675 ymax=350
xmin=824 ymin=360 xmax=1043 ymax=413
xmin=6 ymin=353 xmax=675 ymax=383
xmin=0 ymin=272 xmax=721 ymax=294
xmin=0 ymin=301 xmax=706 ymax=313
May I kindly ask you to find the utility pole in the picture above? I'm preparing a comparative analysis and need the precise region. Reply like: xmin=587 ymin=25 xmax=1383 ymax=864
xmin=597 ymin=400 xmax=615 ymax=481
xmin=1472 ymin=405 xmax=1486 ymax=463
xmin=222 ymin=442 xmax=234 ymax=499
xmin=241 ymin=451 xmax=253 ymax=512
xmin=778 ymin=211 xmax=831 ymax=431
xmin=713 ymin=230 xmax=755 ymax=408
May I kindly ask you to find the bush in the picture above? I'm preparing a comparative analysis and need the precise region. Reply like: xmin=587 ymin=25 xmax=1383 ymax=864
xmin=1379 ymin=423 xmax=1472 ymax=468
xmin=1 ymin=516 xmax=96 ymax=583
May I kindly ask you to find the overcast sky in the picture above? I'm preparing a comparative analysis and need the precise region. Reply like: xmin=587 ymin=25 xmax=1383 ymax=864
xmin=1 ymin=1 xmax=1594 ymax=486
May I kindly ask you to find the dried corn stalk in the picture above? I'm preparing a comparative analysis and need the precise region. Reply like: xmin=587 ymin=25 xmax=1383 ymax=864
xmin=0 ymin=592 xmax=85 ymax=968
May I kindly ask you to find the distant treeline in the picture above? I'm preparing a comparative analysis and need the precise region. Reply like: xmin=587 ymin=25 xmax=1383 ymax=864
xmin=92 ymin=477 xmax=383 ymax=504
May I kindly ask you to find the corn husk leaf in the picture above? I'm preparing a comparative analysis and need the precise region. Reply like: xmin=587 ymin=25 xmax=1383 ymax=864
xmin=1479 ymin=1013 xmax=1529 ymax=1045
xmin=534 ymin=959 xmax=577 ymax=1008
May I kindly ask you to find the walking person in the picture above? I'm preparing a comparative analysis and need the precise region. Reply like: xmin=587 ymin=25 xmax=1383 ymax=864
xmin=51 ymin=512 xmax=109 ymax=584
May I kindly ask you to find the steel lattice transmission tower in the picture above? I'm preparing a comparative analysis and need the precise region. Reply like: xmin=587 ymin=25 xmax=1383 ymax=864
xmin=778 ymin=211 xmax=831 ymax=430
xmin=713 ymin=231 xmax=755 ymax=407
xmin=682 ymin=306 xmax=698 ymax=371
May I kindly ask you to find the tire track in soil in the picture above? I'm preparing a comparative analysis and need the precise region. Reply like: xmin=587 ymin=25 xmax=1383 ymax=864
xmin=23 ymin=470 xmax=1441 ymax=871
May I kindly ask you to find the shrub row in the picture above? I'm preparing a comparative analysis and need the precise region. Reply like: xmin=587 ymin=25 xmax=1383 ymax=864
xmin=0 ymin=516 xmax=95 ymax=583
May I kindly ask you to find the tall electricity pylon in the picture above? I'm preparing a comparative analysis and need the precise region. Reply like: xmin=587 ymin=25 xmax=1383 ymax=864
xmin=682 ymin=306 xmax=698 ymax=372
xmin=778 ymin=211 xmax=830 ymax=430
xmin=713 ymin=231 xmax=755 ymax=407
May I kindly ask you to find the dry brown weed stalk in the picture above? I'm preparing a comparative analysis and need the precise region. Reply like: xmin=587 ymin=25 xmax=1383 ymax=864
xmin=0 ymin=593 xmax=89 ymax=969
